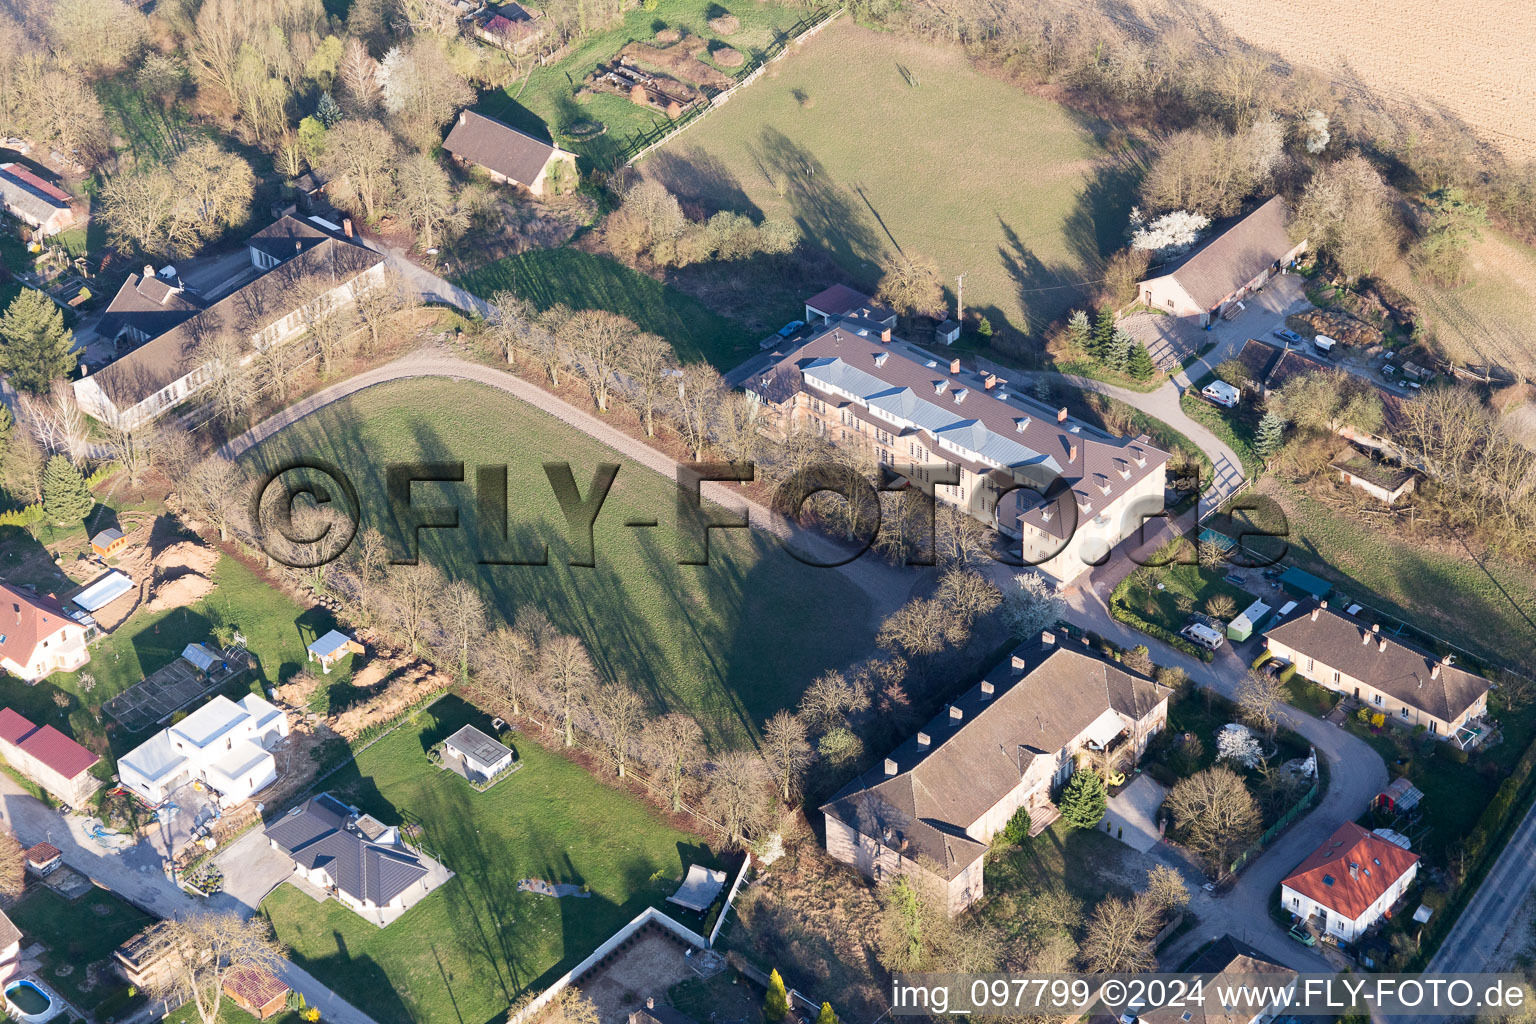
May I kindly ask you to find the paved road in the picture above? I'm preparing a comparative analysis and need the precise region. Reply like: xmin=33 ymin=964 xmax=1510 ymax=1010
xmin=0 ymin=774 xmax=383 ymax=1024
xmin=1422 ymin=795 xmax=1536 ymax=974
xmin=1050 ymin=570 xmax=1388 ymax=974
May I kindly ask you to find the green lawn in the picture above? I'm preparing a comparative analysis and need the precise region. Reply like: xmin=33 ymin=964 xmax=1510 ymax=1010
xmin=638 ymin=18 xmax=1140 ymax=340
xmin=454 ymin=247 xmax=760 ymax=369
xmin=0 ymin=552 xmax=338 ymax=769
xmin=240 ymin=377 xmax=876 ymax=744
xmin=9 ymin=885 xmax=154 ymax=1012
xmin=1233 ymin=479 xmax=1536 ymax=668
xmin=1113 ymin=557 xmax=1251 ymax=639
xmin=475 ymin=0 xmax=814 ymax=161
xmin=165 ymin=1000 xmax=302 ymax=1024
xmin=263 ymin=697 xmax=708 ymax=1024
xmin=95 ymin=77 xmax=197 ymax=165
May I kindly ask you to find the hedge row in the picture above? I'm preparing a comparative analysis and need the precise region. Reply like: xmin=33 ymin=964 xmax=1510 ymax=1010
xmin=1108 ymin=578 xmax=1216 ymax=663
xmin=0 ymin=463 xmax=118 ymax=529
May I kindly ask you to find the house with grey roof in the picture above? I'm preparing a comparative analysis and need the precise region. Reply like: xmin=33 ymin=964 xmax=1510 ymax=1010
xmin=442 ymin=724 xmax=514 ymax=784
xmin=443 ymin=110 xmax=576 ymax=196
xmin=1137 ymin=197 xmax=1306 ymax=325
xmin=0 ymin=162 xmax=74 ymax=238
xmin=820 ymin=632 xmax=1173 ymax=913
xmin=264 ymin=793 xmax=452 ymax=926
xmin=73 ymin=214 xmax=387 ymax=429
xmin=746 ymin=310 xmax=1170 ymax=583
xmin=1262 ymin=602 xmax=1490 ymax=745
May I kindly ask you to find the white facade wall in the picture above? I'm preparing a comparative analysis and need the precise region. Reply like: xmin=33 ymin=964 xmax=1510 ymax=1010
xmin=74 ymin=258 xmax=389 ymax=430
xmin=0 ymin=622 xmax=90 ymax=681
xmin=1281 ymin=861 xmax=1417 ymax=943
xmin=1020 ymin=466 xmax=1168 ymax=584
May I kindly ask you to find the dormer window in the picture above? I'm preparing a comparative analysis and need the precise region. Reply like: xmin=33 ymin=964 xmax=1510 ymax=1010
xmin=1014 ymin=417 xmax=1030 ymax=432
xmin=934 ymin=380 xmax=948 ymax=395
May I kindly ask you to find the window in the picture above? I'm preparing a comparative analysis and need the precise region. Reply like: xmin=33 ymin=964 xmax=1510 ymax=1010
xmin=1332 ymin=670 xmax=1340 ymax=683
xmin=1373 ymin=694 xmax=1383 ymax=706
xmin=1401 ymin=707 xmax=1410 ymax=718
xmin=1306 ymin=657 xmax=1314 ymax=672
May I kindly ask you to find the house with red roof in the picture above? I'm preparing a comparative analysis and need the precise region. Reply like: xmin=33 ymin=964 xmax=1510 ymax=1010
xmin=0 ymin=707 xmax=102 ymax=806
xmin=0 ymin=582 xmax=91 ymax=682
xmin=1281 ymin=822 xmax=1418 ymax=943
xmin=0 ymin=162 xmax=75 ymax=238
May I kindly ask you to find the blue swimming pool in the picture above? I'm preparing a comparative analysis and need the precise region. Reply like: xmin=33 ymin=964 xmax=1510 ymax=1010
xmin=5 ymin=979 xmax=56 ymax=1022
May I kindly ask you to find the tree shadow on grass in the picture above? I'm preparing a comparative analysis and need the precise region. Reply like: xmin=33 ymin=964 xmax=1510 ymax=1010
xmin=747 ymin=127 xmax=888 ymax=275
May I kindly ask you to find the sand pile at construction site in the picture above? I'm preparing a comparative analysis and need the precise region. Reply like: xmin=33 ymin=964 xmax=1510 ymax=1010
xmin=144 ymin=539 xmax=219 ymax=612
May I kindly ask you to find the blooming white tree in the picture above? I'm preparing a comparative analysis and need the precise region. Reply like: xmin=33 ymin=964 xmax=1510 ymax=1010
xmin=1004 ymin=573 xmax=1065 ymax=641
xmin=1130 ymin=209 xmax=1211 ymax=254
xmin=1302 ymin=109 xmax=1331 ymax=154
xmin=1216 ymin=724 xmax=1263 ymax=769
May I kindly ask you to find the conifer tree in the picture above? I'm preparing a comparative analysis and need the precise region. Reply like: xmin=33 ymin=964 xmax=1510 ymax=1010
xmin=1090 ymin=308 xmax=1116 ymax=363
xmin=764 ymin=968 xmax=790 ymax=1022
xmin=1126 ymin=340 xmax=1156 ymax=380
xmin=1067 ymin=309 xmax=1091 ymax=350
xmin=1060 ymin=768 xmax=1108 ymax=829
xmin=0 ymin=289 xmax=77 ymax=394
xmin=815 ymin=1003 xmax=839 ymax=1024
xmin=42 ymin=455 xmax=92 ymax=525
xmin=1254 ymin=411 xmax=1287 ymax=458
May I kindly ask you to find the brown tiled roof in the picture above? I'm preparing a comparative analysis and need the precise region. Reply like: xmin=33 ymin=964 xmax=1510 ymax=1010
xmin=805 ymin=283 xmax=896 ymax=324
xmin=0 ymin=583 xmax=82 ymax=672
xmin=1153 ymin=197 xmax=1300 ymax=309
xmin=1283 ymin=822 xmax=1417 ymax=921
xmin=443 ymin=110 xmax=563 ymax=188
xmin=1264 ymin=606 xmax=1489 ymax=722
xmin=751 ymin=324 xmax=1170 ymax=539
xmin=0 ymin=909 xmax=19 ymax=951
xmin=822 ymin=638 xmax=1172 ymax=879
xmin=24 ymin=842 xmax=61 ymax=865
xmin=87 ymin=218 xmax=383 ymax=409
xmin=224 ymin=966 xmax=290 ymax=1009
xmin=1141 ymin=936 xmax=1294 ymax=1024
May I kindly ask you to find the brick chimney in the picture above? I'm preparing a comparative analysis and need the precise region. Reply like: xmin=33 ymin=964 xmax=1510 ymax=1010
xmin=343 ymin=217 xmax=354 ymax=238
xmin=949 ymin=357 xmax=961 ymax=375
xmin=949 ymin=704 xmax=964 ymax=724
xmin=1379 ymin=638 xmax=1388 ymax=652
xmin=980 ymin=680 xmax=995 ymax=698
xmin=884 ymin=757 xmax=898 ymax=776
xmin=1068 ymin=442 xmax=1078 ymax=462
xmin=984 ymin=373 xmax=999 ymax=390
xmin=1042 ymin=630 xmax=1056 ymax=646
xmin=1362 ymin=630 xmax=1372 ymax=645
xmin=1431 ymin=663 xmax=1441 ymax=679
xmin=1057 ymin=406 xmax=1069 ymax=423
xmin=917 ymin=731 xmax=931 ymax=748
xmin=880 ymin=326 xmax=891 ymax=342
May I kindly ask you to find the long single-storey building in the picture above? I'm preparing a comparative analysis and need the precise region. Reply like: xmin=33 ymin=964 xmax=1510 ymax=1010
xmin=1137 ymin=197 xmax=1306 ymax=325
xmin=0 ymin=707 xmax=102 ymax=806
xmin=443 ymin=110 xmax=576 ymax=196
xmin=0 ymin=162 xmax=74 ymax=238
xmin=74 ymin=215 xmax=388 ymax=429
xmin=821 ymin=632 xmax=1172 ymax=913
xmin=746 ymin=309 xmax=1170 ymax=583
xmin=1262 ymin=603 xmax=1489 ymax=743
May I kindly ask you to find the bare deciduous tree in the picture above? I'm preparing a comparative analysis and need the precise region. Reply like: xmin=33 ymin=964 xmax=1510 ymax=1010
xmin=589 ymin=678 xmax=647 ymax=777
xmin=148 ymin=912 xmax=284 ymax=1024
xmin=675 ymin=363 xmax=724 ymax=459
xmin=1081 ymin=894 xmax=1159 ymax=974
xmin=622 ymin=332 xmax=675 ymax=437
xmin=798 ymin=670 xmax=869 ymax=734
xmin=433 ymin=579 xmax=485 ymax=683
xmin=475 ymin=626 xmax=539 ymax=719
xmin=382 ymin=561 xmax=443 ymax=655
xmin=1165 ymin=766 xmax=1261 ymax=872
xmin=560 ymin=309 xmax=630 ymax=413
xmin=321 ymin=119 xmax=398 ymax=221
xmin=541 ymin=634 xmax=595 ymax=747
xmin=348 ymin=527 xmax=388 ymax=625
xmin=1237 ymin=668 xmax=1287 ymax=739
xmin=641 ymin=713 xmax=704 ymax=811
xmin=761 ymin=710 xmax=813 ymax=801
xmin=183 ymin=456 xmax=243 ymax=542
xmin=704 ymin=750 xmax=770 ymax=844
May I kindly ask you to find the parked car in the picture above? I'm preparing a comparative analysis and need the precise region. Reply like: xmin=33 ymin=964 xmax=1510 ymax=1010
xmin=1182 ymin=622 xmax=1226 ymax=651
xmin=777 ymin=319 xmax=805 ymax=338
xmin=1201 ymin=380 xmax=1241 ymax=408
xmin=1263 ymin=659 xmax=1283 ymax=677
xmin=1273 ymin=327 xmax=1303 ymax=344
xmin=1288 ymin=925 xmax=1318 ymax=947
xmin=1313 ymin=334 xmax=1338 ymax=354
xmin=1224 ymin=572 xmax=1247 ymax=585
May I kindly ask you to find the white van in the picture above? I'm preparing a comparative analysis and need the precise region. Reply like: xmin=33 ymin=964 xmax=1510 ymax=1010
xmin=1201 ymin=380 xmax=1241 ymax=408
xmin=1313 ymin=334 xmax=1337 ymax=354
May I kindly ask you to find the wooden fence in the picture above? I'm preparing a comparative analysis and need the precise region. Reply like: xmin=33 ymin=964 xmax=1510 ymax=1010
xmin=615 ymin=6 xmax=844 ymax=166
xmin=1228 ymin=778 xmax=1319 ymax=876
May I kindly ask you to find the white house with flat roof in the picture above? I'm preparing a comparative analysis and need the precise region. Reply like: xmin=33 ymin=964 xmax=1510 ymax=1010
xmin=118 ymin=694 xmax=289 ymax=807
